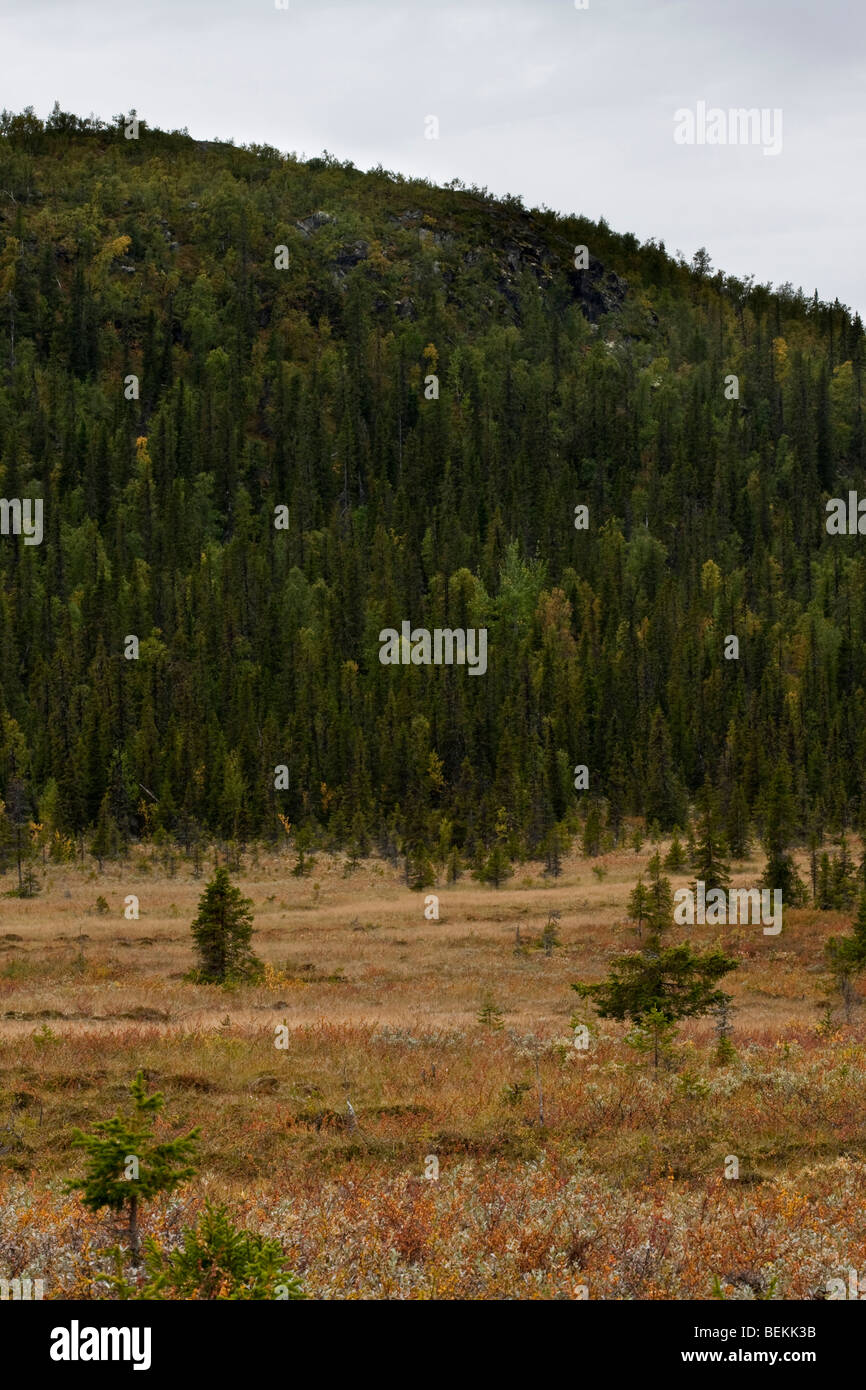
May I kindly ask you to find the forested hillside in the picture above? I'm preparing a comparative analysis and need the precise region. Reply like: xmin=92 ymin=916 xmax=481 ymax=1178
xmin=0 ymin=104 xmax=864 ymax=868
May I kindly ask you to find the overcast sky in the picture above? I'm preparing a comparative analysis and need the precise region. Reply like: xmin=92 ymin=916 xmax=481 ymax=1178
xmin=3 ymin=0 xmax=864 ymax=313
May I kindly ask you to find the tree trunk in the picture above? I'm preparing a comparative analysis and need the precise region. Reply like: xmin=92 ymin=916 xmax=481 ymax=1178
xmin=129 ymin=1192 xmax=140 ymax=1265
xmin=535 ymin=1055 xmax=545 ymax=1127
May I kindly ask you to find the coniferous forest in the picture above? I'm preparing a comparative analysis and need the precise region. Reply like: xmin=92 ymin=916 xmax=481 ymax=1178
xmin=1 ymin=104 xmax=865 ymax=873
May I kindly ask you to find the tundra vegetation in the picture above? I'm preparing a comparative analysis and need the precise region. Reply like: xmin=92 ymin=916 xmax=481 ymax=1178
xmin=0 ymin=838 xmax=864 ymax=1300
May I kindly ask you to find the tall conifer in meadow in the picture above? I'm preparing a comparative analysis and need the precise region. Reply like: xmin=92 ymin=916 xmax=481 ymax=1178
xmin=188 ymin=866 xmax=262 ymax=984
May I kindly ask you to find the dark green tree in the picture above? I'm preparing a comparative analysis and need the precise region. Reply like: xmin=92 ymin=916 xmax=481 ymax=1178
xmin=824 ymin=888 xmax=866 ymax=1021
xmin=691 ymin=779 xmax=731 ymax=894
xmin=663 ymin=832 xmax=687 ymax=872
xmin=189 ymin=866 xmax=262 ymax=983
xmin=644 ymin=709 xmax=687 ymax=830
xmin=573 ymin=867 xmax=737 ymax=1066
xmin=479 ymin=842 xmax=512 ymax=889
xmin=66 ymin=1071 xmax=200 ymax=1263
xmin=725 ymin=782 xmax=751 ymax=860
xmin=582 ymin=801 xmax=602 ymax=857
xmin=760 ymin=765 xmax=806 ymax=904
xmin=114 ymin=1203 xmax=306 ymax=1300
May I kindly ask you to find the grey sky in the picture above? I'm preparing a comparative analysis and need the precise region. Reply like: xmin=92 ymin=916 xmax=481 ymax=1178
xmin=3 ymin=0 xmax=864 ymax=312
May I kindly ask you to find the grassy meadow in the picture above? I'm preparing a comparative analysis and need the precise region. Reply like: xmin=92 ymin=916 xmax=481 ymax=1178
xmin=0 ymin=837 xmax=864 ymax=1300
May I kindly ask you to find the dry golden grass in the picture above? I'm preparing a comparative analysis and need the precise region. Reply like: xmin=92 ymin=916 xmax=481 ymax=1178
xmin=1 ymin=839 xmax=864 ymax=1299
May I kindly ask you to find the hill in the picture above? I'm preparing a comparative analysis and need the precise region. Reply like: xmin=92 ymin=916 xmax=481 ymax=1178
xmin=0 ymin=104 xmax=864 ymax=866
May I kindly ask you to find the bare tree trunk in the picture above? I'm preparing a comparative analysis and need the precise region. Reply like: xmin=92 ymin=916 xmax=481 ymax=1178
xmin=129 ymin=1192 xmax=141 ymax=1265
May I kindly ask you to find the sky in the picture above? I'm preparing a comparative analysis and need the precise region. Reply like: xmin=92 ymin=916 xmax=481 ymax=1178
xmin=2 ymin=0 xmax=864 ymax=313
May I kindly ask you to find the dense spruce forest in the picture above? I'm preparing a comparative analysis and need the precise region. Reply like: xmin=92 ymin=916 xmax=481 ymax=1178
xmin=0 ymin=104 xmax=864 ymax=878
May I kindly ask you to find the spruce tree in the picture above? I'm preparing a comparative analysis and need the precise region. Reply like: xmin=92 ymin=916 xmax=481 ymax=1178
xmin=725 ymin=782 xmax=751 ymax=860
xmin=691 ymin=779 xmax=730 ymax=894
xmin=480 ymin=842 xmax=512 ymax=889
xmin=760 ymin=764 xmax=806 ymax=903
xmin=66 ymin=1071 xmax=200 ymax=1263
xmin=831 ymin=835 xmax=857 ymax=909
xmin=645 ymin=853 xmax=674 ymax=934
xmin=189 ymin=866 xmax=261 ymax=983
xmin=582 ymin=801 xmax=602 ymax=857
xmin=543 ymin=824 xmax=564 ymax=878
xmin=573 ymin=865 xmax=737 ymax=1067
xmin=113 ymin=1203 xmax=306 ymax=1300
xmin=90 ymin=793 xmax=117 ymax=871
xmin=817 ymin=852 xmax=834 ymax=909
xmin=606 ymin=752 xmax=628 ymax=845
xmin=627 ymin=879 xmax=651 ymax=939
xmin=477 ymin=991 xmax=504 ymax=1029
xmin=663 ymin=832 xmax=687 ymax=872
xmin=825 ymin=887 xmax=866 ymax=1012
xmin=644 ymin=709 xmax=686 ymax=829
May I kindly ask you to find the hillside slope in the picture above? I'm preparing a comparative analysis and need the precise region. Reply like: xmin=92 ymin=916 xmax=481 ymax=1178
xmin=0 ymin=106 xmax=864 ymax=864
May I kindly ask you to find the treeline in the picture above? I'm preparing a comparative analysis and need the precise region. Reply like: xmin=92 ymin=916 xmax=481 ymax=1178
xmin=0 ymin=105 xmax=865 ymax=871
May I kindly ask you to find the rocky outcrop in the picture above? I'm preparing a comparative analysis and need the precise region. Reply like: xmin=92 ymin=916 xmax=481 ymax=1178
xmin=568 ymin=255 xmax=628 ymax=322
xmin=296 ymin=210 xmax=335 ymax=236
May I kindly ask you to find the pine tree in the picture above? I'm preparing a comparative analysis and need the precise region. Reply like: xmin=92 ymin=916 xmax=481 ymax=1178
xmin=725 ymin=782 xmax=751 ymax=859
xmin=831 ymin=834 xmax=857 ymax=910
xmin=113 ymin=1203 xmax=306 ymax=1300
xmin=479 ymin=842 xmax=512 ymax=889
xmin=645 ymin=853 xmax=674 ymax=934
xmin=760 ymin=764 xmax=806 ymax=903
xmin=90 ymin=793 xmax=117 ymax=872
xmin=582 ymin=801 xmax=602 ymax=857
xmin=66 ymin=1071 xmax=200 ymax=1263
xmin=825 ymin=887 xmax=866 ymax=1020
xmin=644 ymin=709 xmax=686 ymax=829
xmin=663 ymin=832 xmax=687 ymax=871
xmin=477 ymin=990 xmax=504 ymax=1029
xmin=189 ymin=866 xmax=262 ymax=983
xmin=691 ymin=779 xmax=730 ymax=894
xmin=627 ymin=879 xmax=651 ymax=939
xmin=543 ymin=824 xmax=564 ymax=878
xmin=573 ymin=867 xmax=737 ymax=1067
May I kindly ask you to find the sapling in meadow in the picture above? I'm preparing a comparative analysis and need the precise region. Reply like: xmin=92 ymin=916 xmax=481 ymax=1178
xmin=477 ymin=990 xmax=505 ymax=1029
xmin=824 ymin=888 xmax=866 ymax=1022
xmin=573 ymin=861 xmax=737 ymax=1068
xmin=66 ymin=1071 xmax=200 ymax=1264
xmin=540 ymin=909 xmax=561 ymax=956
xmin=111 ymin=1202 xmax=306 ymax=1301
